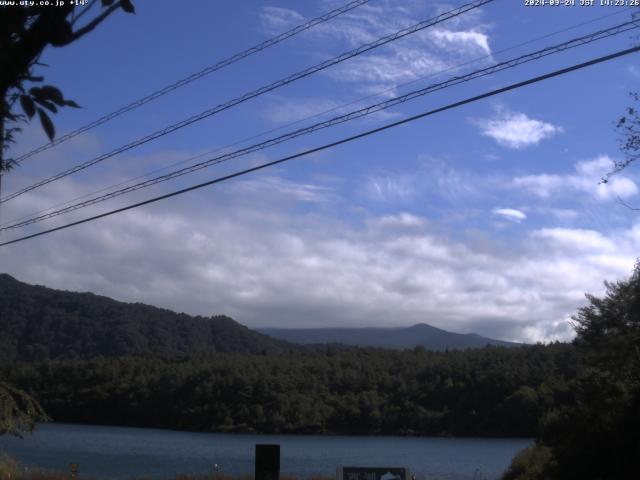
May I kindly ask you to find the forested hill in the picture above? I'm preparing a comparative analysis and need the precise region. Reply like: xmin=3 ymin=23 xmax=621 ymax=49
xmin=0 ymin=273 xmax=293 ymax=362
xmin=259 ymin=323 xmax=521 ymax=350
xmin=3 ymin=343 xmax=577 ymax=437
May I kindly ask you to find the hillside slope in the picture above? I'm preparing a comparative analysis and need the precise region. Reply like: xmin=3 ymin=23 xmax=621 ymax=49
xmin=0 ymin=273 xmax=292 ymax=362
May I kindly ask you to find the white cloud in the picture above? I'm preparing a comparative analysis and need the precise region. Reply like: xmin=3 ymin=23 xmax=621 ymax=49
xmin=533 ymin=228 xmax=616 ymax=253
xmin=513 ymin=174 xmax=563 ymax=199
xmin=475 ymin=111 xmax=562 ymax=149
xmin=431 ymin=29 xmax=490 ymax=55
xmin=2 ymin=172 xmax=638 ymax=344
xmin=261 ymin=95 xmax=402 ymax=127
xmin=597 ymin=177 xmax=638 ymax=200
xmin=262 ymin=97 xmax=343 ymax=125
xmin=575 ymin=155 xmax=611 ymax=177
xmin=370 ymin=212 xmax=428 ymax=229
xmin=232 ymin=176 xmax=336 ymax=203
xmin=628 ymin=65 xmax=640 ymax=79
xmin=260 ymin=1 xmax=493 ymax=93
xmin=361 ymin=173 xmax=418 ymax=203
xmin=515 ymin=156 xmax=639 ymax=201
xmin=547 ymin=208 xmax=579 ymax=221
xmin=492 ymin=208 xmax=526 ymax=223
xmin=259 ymin=6 xmax=305 ymax=32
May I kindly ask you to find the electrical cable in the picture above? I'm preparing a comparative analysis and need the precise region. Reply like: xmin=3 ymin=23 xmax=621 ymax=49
xmin=1 ymin=44 xmax=637 ymax=247
xmin=2 ymin=19 xmax=636 ymax=232
xmin=0 ymin=0 xmax=494 ymax=204
xmin=12 ymin=0 xmax=372 ymax=164
xmin=3 ymin=5 xmax=630 ymax=229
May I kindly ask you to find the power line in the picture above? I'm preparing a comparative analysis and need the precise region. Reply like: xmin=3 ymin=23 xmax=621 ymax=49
xmin=3 ymin=6 xmax=630 ymax=230
xmin=12 ymin=0 xmax=372 ymax=164
xmin=5 ymin=19 xmax=636 ymax=229
xmin=3 ymin=19 xmax=636 ymax=232
xmin=1 ymin=44 xmax=638 ymax=248
xmin=0 ymin=0 xmax=494 ymax=205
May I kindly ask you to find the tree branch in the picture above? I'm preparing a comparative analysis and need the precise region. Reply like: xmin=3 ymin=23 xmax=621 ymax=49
xmin=71 ymin=0 xmax=99 ymax=27
xmin=67 ymin=1 xmax=123 ymax=44
xmin=616 ymin=195 xmax=640 ymax=211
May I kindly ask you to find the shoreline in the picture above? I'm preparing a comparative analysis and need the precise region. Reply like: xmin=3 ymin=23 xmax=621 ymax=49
xmin=30 ymin=421 xmax=535 ymax=441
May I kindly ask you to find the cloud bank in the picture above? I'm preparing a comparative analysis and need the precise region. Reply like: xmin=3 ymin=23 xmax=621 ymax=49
xmin=514 ymin=156 xmax=639 ymax=200
xmin=2 ymin=173 xmax=637 ymax=344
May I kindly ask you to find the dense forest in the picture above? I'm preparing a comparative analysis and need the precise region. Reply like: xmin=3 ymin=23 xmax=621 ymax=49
xmin=1 ymin=343 xmax=575 ymax=437
xmin=0 ymin=274 xmax=293 ymax=361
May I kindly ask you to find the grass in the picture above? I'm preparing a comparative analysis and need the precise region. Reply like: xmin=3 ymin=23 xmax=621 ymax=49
xmin=0 ymin=457 xmax=333 ymax=480
xmin=0 ymin=455 xmax=20 ymax=480
xmin=1 ymin=457 xmax=73 ymax=480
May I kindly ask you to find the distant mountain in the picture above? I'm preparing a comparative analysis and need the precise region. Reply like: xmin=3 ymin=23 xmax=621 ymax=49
xmin=259 ymin=323 xmax=522 ymax=350
xmin=0 ymin=273 xmax=293 ymax=362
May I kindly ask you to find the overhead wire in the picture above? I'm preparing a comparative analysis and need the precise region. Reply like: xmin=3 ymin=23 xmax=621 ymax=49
xmin=2 ymin=5 xmax=631 ymax=230
xmin=1 ymin=19 xmax=637 ymax=232
xmin=1 ymin=44 xmax=638 ymax=247
xmin=0 ymin=0 xmax=494 ymax=205
xmin=12 ymin=0 xmax=372 ymax=164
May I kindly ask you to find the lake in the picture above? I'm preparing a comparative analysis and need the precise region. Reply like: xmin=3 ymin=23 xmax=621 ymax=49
xmin=0 ymin=423 xmax=531 ymax=480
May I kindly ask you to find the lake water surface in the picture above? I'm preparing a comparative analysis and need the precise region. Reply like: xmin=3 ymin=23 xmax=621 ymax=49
xmin=0 ymin=423 xmax=531 ymax=480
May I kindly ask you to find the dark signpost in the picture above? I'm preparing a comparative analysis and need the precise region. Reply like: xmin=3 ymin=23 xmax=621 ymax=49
xmin=337 ymin=467 xmax=409 ymax=480
xmin=255 ymin=444 xmax=280 ymax=480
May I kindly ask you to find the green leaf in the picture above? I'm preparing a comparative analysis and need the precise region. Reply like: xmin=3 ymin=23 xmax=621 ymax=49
xmin=1 ymin=159 xmax=17 ymax=172
xmin=37 ymin=108 xmax=55 ymax=141
xmin=29 ymin=87 xmax=47 ymax=103
xmin=121 ymin=0 xmax=135 ymax=14
xmin=20 ymin=95 xmax=36 ymax=119
xmin=48 ymin=19 xmax=73 ymax=46
xmin=36 ymin=99 xmax=58 ymax=113
xmin=37 ymin=85 xmax=65 ymax=106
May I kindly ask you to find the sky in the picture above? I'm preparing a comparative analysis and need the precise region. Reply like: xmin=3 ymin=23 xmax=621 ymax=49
xmin=1 ymin=0 xmax=640 ymax=343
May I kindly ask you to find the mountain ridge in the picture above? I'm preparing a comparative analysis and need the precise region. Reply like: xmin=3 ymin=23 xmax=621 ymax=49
xmin=258 ymin=322 xmax=522 ymax=350
xmin=1 ymin=273 xmax=521 ymax=362
xmin=0 ymin=273 xmax=293 ymax=362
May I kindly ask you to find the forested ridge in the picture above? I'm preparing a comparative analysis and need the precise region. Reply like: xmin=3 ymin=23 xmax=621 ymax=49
xmin=0 ymin=273 xmax=293 ymax=361
xmin=1 ymin=343 xmax=575 ymax=437
xmin=0 ymin=274 xmax=521 ymax=359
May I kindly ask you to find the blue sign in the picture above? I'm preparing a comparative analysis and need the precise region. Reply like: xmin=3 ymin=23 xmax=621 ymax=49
xmin=337 ymin=467 xmax=408 ymax=480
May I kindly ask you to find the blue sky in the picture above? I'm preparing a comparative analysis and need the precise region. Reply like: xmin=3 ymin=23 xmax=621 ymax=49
xmin=2 ymin=0 xmax=640 ymax=342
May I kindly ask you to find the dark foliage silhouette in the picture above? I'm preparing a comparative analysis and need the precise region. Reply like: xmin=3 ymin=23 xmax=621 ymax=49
xmin=0 ymin=0 xmax=134 ymax=174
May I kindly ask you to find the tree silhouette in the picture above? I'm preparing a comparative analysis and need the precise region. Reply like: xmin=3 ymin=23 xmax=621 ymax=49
xmin=543 ymin=262 xmax=640 ymax=479
xmin=0 ymin=0 xmax=135 ymax=437
xmin=0 ymin=0 xmax=135 ymax=180
xmin=610 ymin=92 xmax=640 ymax=185
xmin=605 ymin=12 xmax=640 ymax=186
xmin=501 ymin=263 xmax=640 ymax=479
